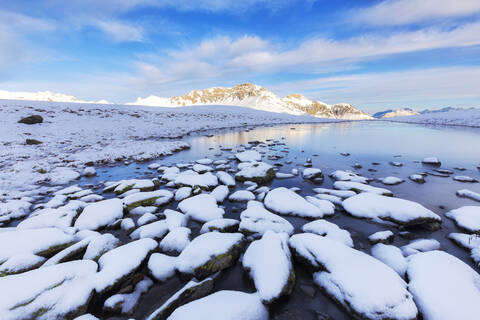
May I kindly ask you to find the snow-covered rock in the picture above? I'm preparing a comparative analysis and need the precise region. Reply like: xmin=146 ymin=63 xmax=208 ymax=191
xmin=448 ymin=233 xmax=480 ymax=267
xmin=302 ymin=219 xmax=353 ymax=247
xmin=0 ymin=253 xmax=46 ymax=276
xmin=210 ymin=185 xmax=229 ymax=203
xmin=422 ymin=157 xmax=441 ymax=166
xmin=0 ymin=260 xmax=97 ymax=319
xmin=407 ymin=250 xmax=480 ymax=320
xmin=167 ymin=290 xmax=268 ymax=320
xmin=239 ymin=201 xmax=294 ymax=236
xmin=242 ymin=231 xmax=294 ymax=303
xmin=456 ymin=189 xmax=480 ymax=202
xmin=409 ymin=174 xmax=425 ymax=183
xmin=302 ymin=168 xmax=323 ymax=180
xmin=329 ymin=170 xmax=368 ymax=183
xmin=342 ymin=193 xmax=441 ymax=227
xmin=0 ymin=228 xmax=74 ymax=263
xmin=93 ymin=238 xmax=157 ymax=294
xmin=380 ymin=176 xmax=404 ymax=185
xmin=313 ymin=187 xmax=356 ymax=198
xmin=178 ymin=194 xmax=224 ymax=223
xmin=371 ymin=244 xmax=407 ymax=276
xmin=174 ymin=187 xmax=192 ymax=201
xmin=164 ymin=209 xmax=188 ymax=231
xmin=235 ymin=150 xmax=261 ymax=162
xmin=159 ymin=227 xmax=191 ymax=254
xmin=334 ymin=181 xmax=393 ymax=196
xmin=174 ymin=171 xmax=218 ymax=190
xmin=193 ymin=164 xmax=213 ymax=173
xmin=216 ymin=171 xmax=236 ymax=187
xmin=123 ymin=190 xmax=173 ymax=211
xmin=83 ymin=233 xmax=120 ymax=261
xmin=148 ymin=253 xmax=177 ymax=281
xmin=74 ymin=198 xmax=123 ymax=231
xmin=289 ymin=233 xmax=418 ymax=320
xmin=453 ymin=176 xmax=478 ymax=183
xmin=264 ymin=187 xmax=329 ymax=219
xmin=305 ymin=196 xmax=335 ymax=217
xmin=130 ymin=220 xmax=170 ymax=240
xmin=103 ymin=277 xmax=153 ymax=314
xmin=229 ymin=190 xmax=255 ymax=202
xmin=176 ymin=232 xmax=244 ymax=279
xmin=137 ymin=213 xmax=158 ymax=226
xmin=200 ymin=218 xmax=239 ymax=234
xmin=235 ymin=162 xmax=275 ymax=183
xmin=368 ymin=230 xmax=394 ymax=244
xmin=401 ymin=239 xmax=441 ymax=256
xmin=446 ymin=206 xmax=480 ymax=233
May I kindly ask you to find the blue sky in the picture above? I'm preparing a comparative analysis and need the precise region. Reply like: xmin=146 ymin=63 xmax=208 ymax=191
xmin=1 ymin=0 xmax=480 ymax=111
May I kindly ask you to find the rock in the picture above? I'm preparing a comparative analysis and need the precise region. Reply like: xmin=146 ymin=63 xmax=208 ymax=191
xmin=239 ymin=201 xmax=294 ymax=237
xmin=453 ymin=176 xmax=479 ymax=183
xmin=200 ymin=218 xmax=239 ymax=233
xmin=446 ymin=206 xmax=480 ymax=233
xmin=75 ymin=198 xmax=124 ymax=231
xmin=264 ymin=187 xmax=328 ymax=219
xmin=422 ymin=157 xmax=441 ymax=166
xmin=242 ymin=231 xmax=295 ymax=303
xmin=18 ymin=115 xmax=43 ymax=124
xmin=334 ymin=181 xmax=392 ymax=196
xmin=302 ymin=219 xmax=353 ymax=247
xmin=380 ymin=176 xmax=404 ymax=185
xmin=289 ymin=233 xmax=418 ymax=320
xmin=303 ymin=168 xmax=323 ymax=180
xmin=148 ymin=253 xmax=177 ymax=281
xmin=329 ymin=170 xmax=368 ymax=183
xmin=176 ymin=232 xmax=244 ymax=279
xmin=123 ymin=190 xmax=173 ymax=211
xmin=368 ymin=230 xmax=394 ymax=244
xmin=83 ymin=167 xmax=97 ymax=177
xmin=409 ymin=174 xmax=425 ymax=183
xmin=235 ymin=162 xmax=275 ymax=184
xmin=145 ymin=278 xmax=214 ymax=320
xmin=178 ymin=194 xmax=224 ymax=223
xmin=167 ymin=290 xmax=268 ymax=320
xmin=103 ymin=277 xmax=153 ymax=315
xmin=456 ymin=189 xmax=480 ymax=202
xmin=26 ymin=138 xmax=42 ymax=145
xmin=0 ymin=253 xmax=46 ymax=277
xmin=371 ymin=244 xmax=407 ymax=277
xmin=300 ymin=284 xmax=316 ymax=297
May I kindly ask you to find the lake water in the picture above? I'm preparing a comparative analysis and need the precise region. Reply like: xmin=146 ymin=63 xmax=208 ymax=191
xmin=71 ymin=121 xmax=480 ymax=319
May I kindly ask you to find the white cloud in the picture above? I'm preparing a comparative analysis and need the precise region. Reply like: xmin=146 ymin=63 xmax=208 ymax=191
xmin=136 ymin=21 xmax=480 ymax=85
xmin=93 ymin=19 xmax=144 ymax=42
xmin=349 ymin=0 xmax=480 ymax=26
xmin=271 ymin=66 xmax=480 ymax=110
xmin=0 ymin=10 xmax=56 ymax=32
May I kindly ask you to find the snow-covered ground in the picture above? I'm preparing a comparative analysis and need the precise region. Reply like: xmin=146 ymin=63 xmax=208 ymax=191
xmin=0 ymin=99 xmax=329 ymax=200
xmin=388 ymin=108 xmax=480 ymax=127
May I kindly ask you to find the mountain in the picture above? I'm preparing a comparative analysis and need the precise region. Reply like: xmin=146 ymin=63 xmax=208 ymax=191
xmin=419 ymin=106 xmax=477 ymax=114
xmin=128 ymin=83 xmax=372 ymax=120
xmin=0 ymin=90 xmax=109 ymax=104
xmin=372 ymin=108 xmax=419 ymax=119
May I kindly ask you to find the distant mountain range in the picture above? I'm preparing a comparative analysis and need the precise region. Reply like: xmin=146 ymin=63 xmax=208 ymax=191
xmin=373 ymin=106 xmax=478 ymax=118
xmin=127 ymin=83 xmax=372 ymax=120
xmin=0 ymin=90 xmax=109 ymax=104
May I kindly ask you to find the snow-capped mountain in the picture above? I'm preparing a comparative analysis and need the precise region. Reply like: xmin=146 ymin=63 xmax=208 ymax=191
xmin=373 ymin=108 xmax=419 ymax=119
xmin=0 ymin=90 xmax=109 ymax=104
xmin=419 ymin=107 xmax=477 ymax=114
xmin=128 ymin=83 xmax=372 ymax=120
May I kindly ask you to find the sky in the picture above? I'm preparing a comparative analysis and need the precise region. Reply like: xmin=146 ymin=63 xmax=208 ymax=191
xmin=1 ymin=0 xmax=480 ymax=112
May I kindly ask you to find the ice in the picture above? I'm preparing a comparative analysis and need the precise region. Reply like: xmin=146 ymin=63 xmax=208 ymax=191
xmin=342 ymin=193 xmax=441 ymax=226
xmin=210 ymin=185 xmax=229 ymax=203
xmin=104 ymin=277 xmax=153 ymax=314
xmin=289 ymin=233 xmax=418 ymax=320
xmin=334 ymin=181 xmax=393 ymax=196
xmin=159 ymin=227 xmax=191 ymax=254
xmin=239 ymin=201 xmax=294 ymax=236
xmin=371 ymin=243 xmax=407 ymax=276
xmin=200 ymin=218 xmax=239 ymax=233
xmin=229 ymin=190 xmax=255 ymax=202
xmin=456 ymin=189 xmax=480 ymax=202
xmin=168 ymin=290 xmax=268 ymax=320
xmin=174 ymin=186 xmax=192 ymax=201
xmin=446 ymin=206 xmax=480 ymax=233
xmin=148 ymin=253 xmax=177 ymax=281
xmin=235 ymin=150 xmax=261 ymax=162
xmin=93 ymin=238 xmax=157 ymax=293
xmin=178 ymin=194 xmax=225 ymax=223
xmin=176 ymin=232 xmax=243 ymax=277
xmin=0 ymin=228 xmax=74 ymax=263
xmin=329 ymin=170 xmax=368 ymax=183
xmin=302 ymin=219 xmax=353 ymax=247
xmin=74 ymin=198 xmax=124 ymax=230
xmin=264 ymin=187 xmax=326 ymax=218
xmin=242 ymin=231 xmax=294 ymax=303
xmin=216 ymin=171 xmax=236 ymax=187
xmin=401 ymin=239 xmax=441 ymax=256
xmin=407 ymin=250 xmax=480 ymax=320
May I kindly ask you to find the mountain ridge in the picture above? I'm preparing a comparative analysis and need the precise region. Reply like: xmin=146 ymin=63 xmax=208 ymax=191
xmin=128 ymin=83 xmax=372 ymax=120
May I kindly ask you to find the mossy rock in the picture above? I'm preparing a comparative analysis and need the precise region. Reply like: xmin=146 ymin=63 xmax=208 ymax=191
xmin=192 ymin=242 xmax=244 ymax=280
xmin=235 ymin=168 xmax=275 ymax=184
xmin=36 ymin=242 xmax=76 ymax=259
